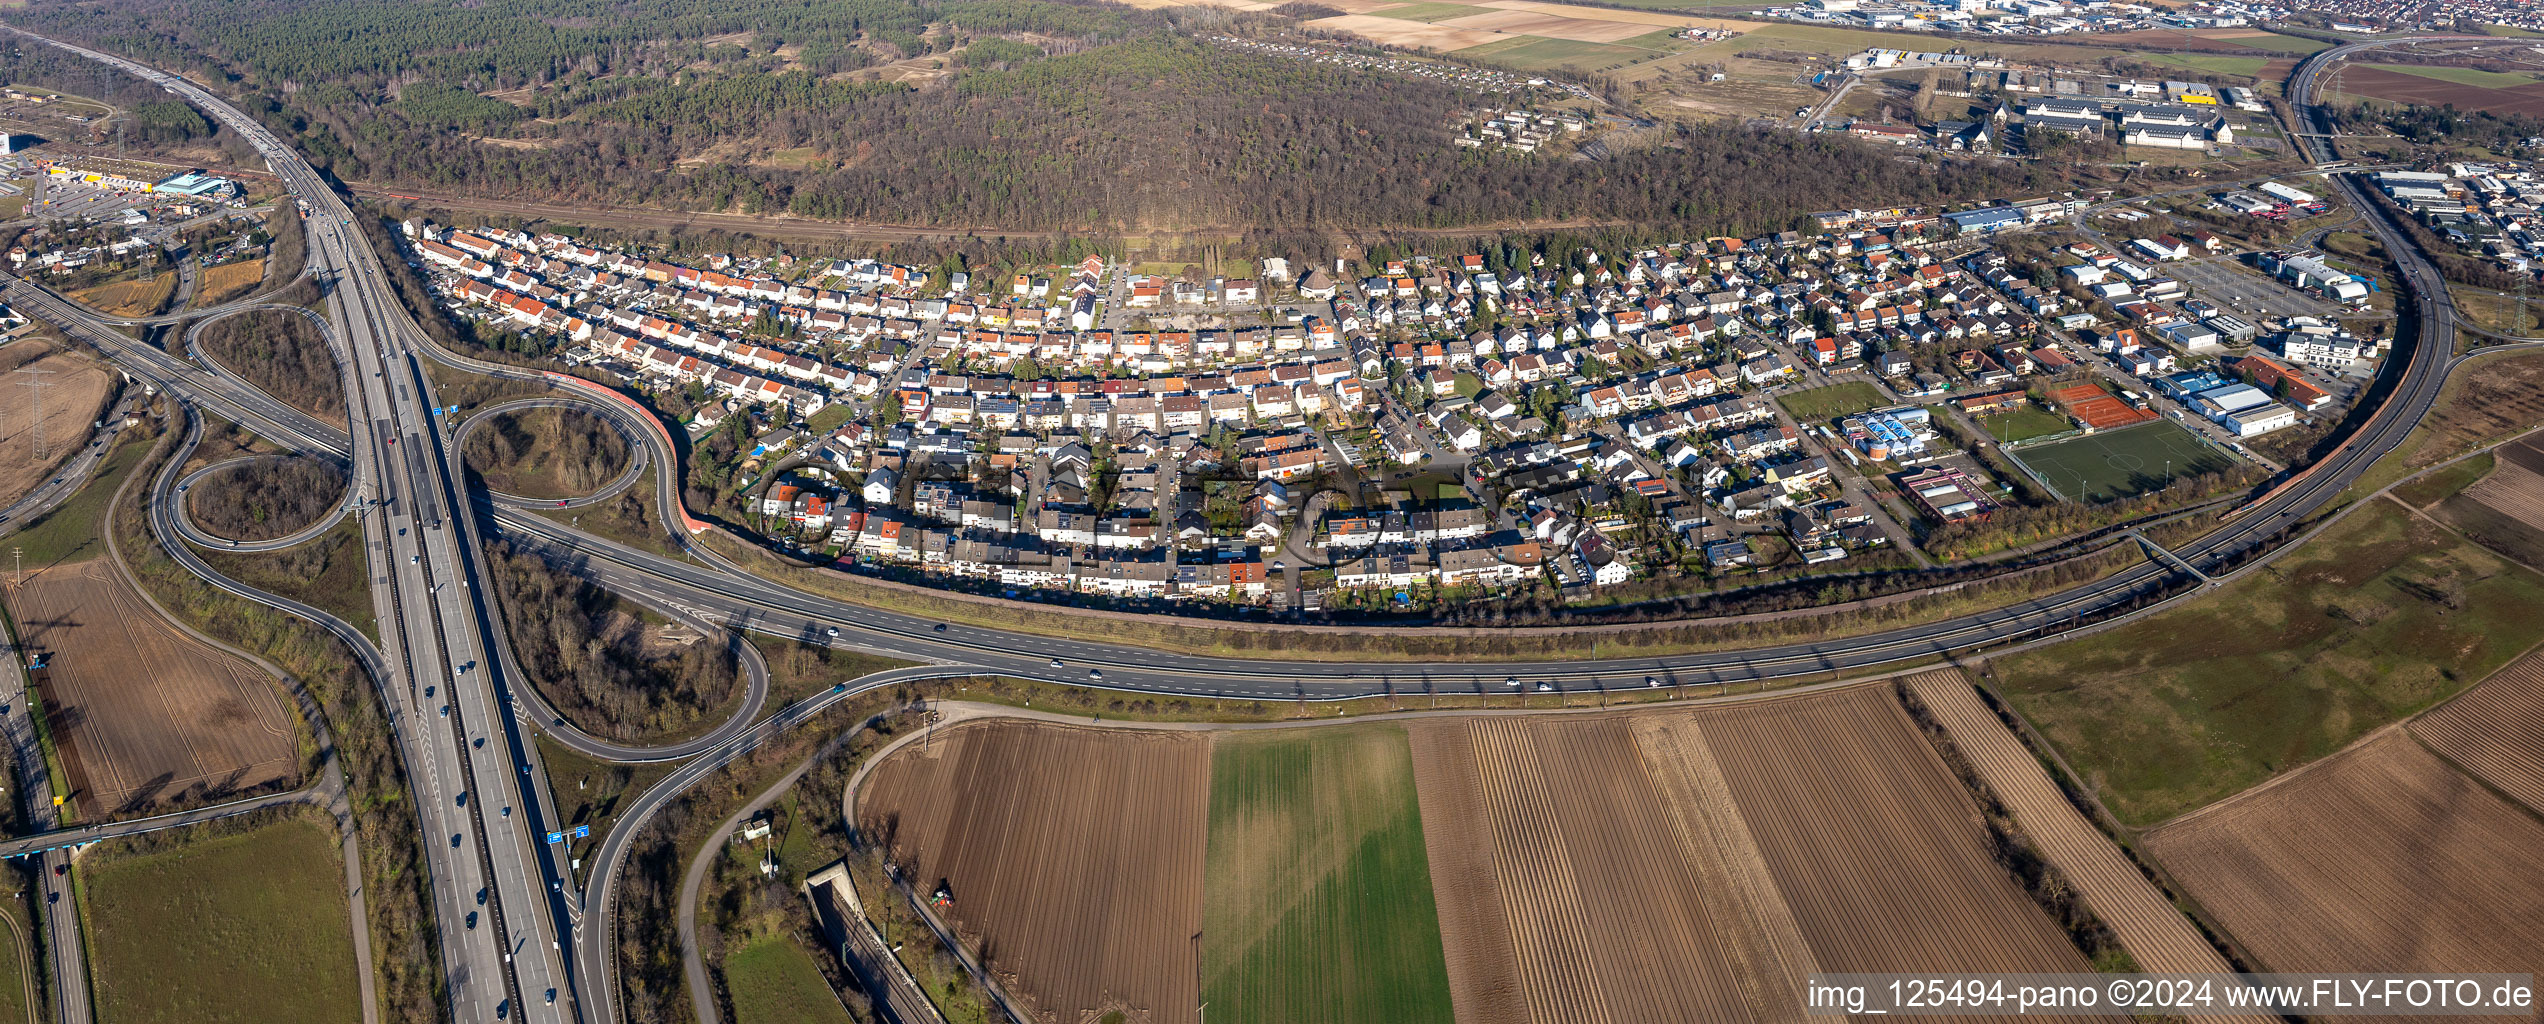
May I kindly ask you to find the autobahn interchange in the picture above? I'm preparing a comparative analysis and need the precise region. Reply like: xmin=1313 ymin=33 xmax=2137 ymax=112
xmin=0 ymin=25 xmax=2478 ymax=1024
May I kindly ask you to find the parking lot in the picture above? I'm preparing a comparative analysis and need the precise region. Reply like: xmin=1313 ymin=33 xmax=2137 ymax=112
xmin=2171 ymin=257 xmax=2340 ymax=320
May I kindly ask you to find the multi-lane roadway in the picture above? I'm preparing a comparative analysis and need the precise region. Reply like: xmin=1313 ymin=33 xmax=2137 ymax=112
xmin=0 ymin=24 xmax=2479 ymax=1024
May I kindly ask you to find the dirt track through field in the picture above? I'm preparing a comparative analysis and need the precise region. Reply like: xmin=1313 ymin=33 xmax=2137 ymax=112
xmin=4 ymin=559 xmax=296 ymax=816
xmin=855 ymin=720 xmax=1209 ymax=1024
xmin=2145 ymin=731 xmax=2544 ymax=1006
xmin=0 ymin=346 xmax=111 ymax=510
xmin=1903 ymin=671 xmax=2267 ymax=1016
xmin=2413 ymin=648 xmax=2544 ymax=816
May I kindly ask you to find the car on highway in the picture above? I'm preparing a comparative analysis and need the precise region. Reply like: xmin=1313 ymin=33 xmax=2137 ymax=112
xmin=451 ymin=833 xmax=463 ymax=848
xmin=826 ymin=627 xmax=840 ymax=637
xmin=1049 ymin=658 xmax=1063 ymax=669
xmin=465 ymin=911 xmax=477 ymax=930
xmin=1535 ymin=682 xmax=1554 ymax=692
xmin=439 ymin=705 xmax=450 ymax=717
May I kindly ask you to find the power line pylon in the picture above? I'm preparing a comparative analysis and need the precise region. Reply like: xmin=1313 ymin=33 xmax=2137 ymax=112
xmin=13 ymin=368 xmax=55 ymax=461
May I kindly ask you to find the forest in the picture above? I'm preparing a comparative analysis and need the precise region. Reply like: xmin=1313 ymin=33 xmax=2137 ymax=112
xmin=461 ymin=407 xmax=633 ymax=498
xmin=194 ymin=308 xmax=348 ymax=428
xmin=186 ymin=457 xmax=348 ymax=542
xmin=8 ymin=0 xmax=2045 ymax=233
xmin=481 ymin=541 xmax=745 ymax=742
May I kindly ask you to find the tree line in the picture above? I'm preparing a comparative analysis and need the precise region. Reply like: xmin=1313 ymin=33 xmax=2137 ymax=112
xmin=19 ymin=0 xmax=2047 ymax=233
xmin=480 ymin=541 xmax=744 ymax=742
xmin=195 ymin=309 xmax=348 ymax=428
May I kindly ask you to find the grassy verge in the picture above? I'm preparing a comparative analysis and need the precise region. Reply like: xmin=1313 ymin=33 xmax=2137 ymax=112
xmin=1985 ymin=497 xmax=2544 ymax=827
xmin=5 ymin=430 xmax=155 ymax=569
xmin=2337 ymin=350 xmax=2544 ymax=504
xmin=527 ymin=466 xmax=682 ymax=558
xmin=109 ymin=412 xmax=442 ymax=1024
xmin=197 ymin=518 xmax=380 ymax=645
xmin=461 ymin=405 xmax=632 ymax=500
xmin=723 ymin=937 xmax=854 ymax=1024
xmin=535 ymin=734 xmax=675 ymax=889
xmin=0 ymin=893 xmax=38 ymax=1024
xmin=79 ymin=812 xmax=358 ymax=1024
xmin=2390 ymin=452 xmax=2493 ymax=510
xmin=1202 ymin=723 xmax=1453 ymax=1024
xmin=752 ymin=637 xmax=916 ymax=711
xmin=697 ymin=529 xmax=2140 ymax=665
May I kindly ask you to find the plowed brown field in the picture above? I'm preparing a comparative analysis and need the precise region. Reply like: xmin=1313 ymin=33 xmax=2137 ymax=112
xmin=4 ymin=559 xmax=297 ymax=816
xmin=2414 ymin=648 xmax=2544 ymax=815
xmin=854 ymin=720 xmax=1210 ymax=1024
xmin=0 ymin=345 xmax=112 ymax=509
xmin=1700 ymin=688 xmax=2100 ymax=983
xmin=2144 ymin=730 xmax=2544 ymax=1002
xmin=2462 ymin=446 xmax=2544 ymax=532
xmin=1902 ymin=671 xmax=2268 ymax=1019
xmin=1410 ymin=686 xmax=2102 ymax=1024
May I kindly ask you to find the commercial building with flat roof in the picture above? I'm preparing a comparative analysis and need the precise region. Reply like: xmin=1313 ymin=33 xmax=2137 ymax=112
xmin=154 ymin=170 xmax=237 ymax=198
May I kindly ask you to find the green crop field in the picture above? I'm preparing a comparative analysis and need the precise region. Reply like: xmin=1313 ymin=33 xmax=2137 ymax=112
xmin=1980 ymin=405 xmax=2077 ymax=444
xmin=1370 ymin=2 xmax=1491 ymax=21
xmin=1201 ymin=724 xmax=1453 ymax=1024
xmin=726 ymin=937 xmax=855 ymax=1024
xmin=0 ymin=901 xmax=30 ymax=1024
xmin=1455 ymin=36 xmax=1657 ymax=71
xmin=2365 ymin=63 xmax=2543 ymax=89
xmin=82 ymin=816 xmax=359 ymax=1024
xmin=2231 ymin=32 xmax=2334 ymax=53
xmin=2013 ymin=420 xmax=2231 ymax=502
xmin=2126 ymin=52 xmax=2273 ymax=77
xmin=1990 ymin=498 xmax=2544 ymax=827
xmin=1776 ymin=380 xmax=1888 ymax=422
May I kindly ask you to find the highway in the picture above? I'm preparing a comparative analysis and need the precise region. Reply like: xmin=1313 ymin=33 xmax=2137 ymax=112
xmin=0 ymin=24 xmax=2477 ymax=1024
xmin=1 ymin=27 xmax=581 ymax=1024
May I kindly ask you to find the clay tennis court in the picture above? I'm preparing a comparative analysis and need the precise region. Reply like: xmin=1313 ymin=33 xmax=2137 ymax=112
xmin=2047 ymin=383 xmax=2157 ymax=431
xmin=5 ymin=559 xmax=299 ymax=817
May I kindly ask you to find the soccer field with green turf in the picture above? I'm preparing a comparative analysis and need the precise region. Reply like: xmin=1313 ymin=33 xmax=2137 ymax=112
xmin=2012 ymin=420 xmax=2234 ymax=501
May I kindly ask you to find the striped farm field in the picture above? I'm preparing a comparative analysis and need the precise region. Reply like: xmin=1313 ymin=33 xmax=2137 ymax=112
xmin=1411 ymin=686 xmax=2104 ymax=1024
xmin=1901 ymin=670 xmax=2267 ymax=1013
xmin=2413 ymin=647 xmax=2544 ymax=816
xmin=1202 ymin=724 xmax=1453 ymax=1024
xmin=2462 ymin=444 xmax=2544 ymax=532
xmin=854 ymin=721 xmax=1212 ymax=1024
xmin=859 ymin=689 xmax=2122 ymax=1024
